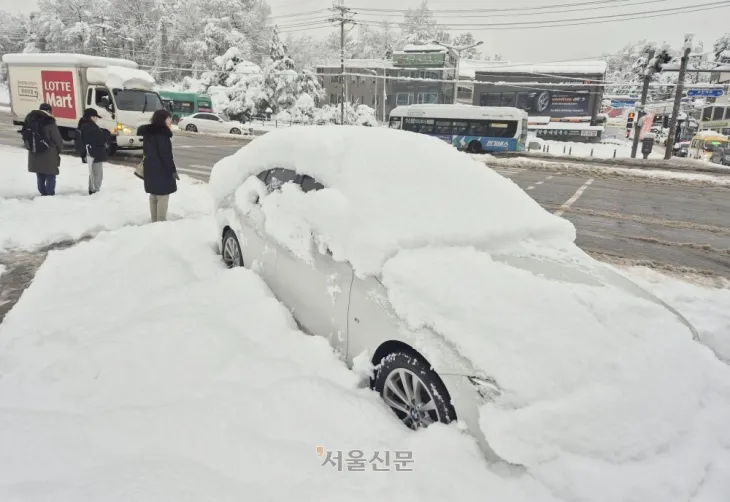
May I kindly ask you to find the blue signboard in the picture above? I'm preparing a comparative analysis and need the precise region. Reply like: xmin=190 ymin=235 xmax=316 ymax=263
xmin=687 ymin=88 xmax=724 ymax=97
xmin=610 ymin=99 xmax=637 ymax=109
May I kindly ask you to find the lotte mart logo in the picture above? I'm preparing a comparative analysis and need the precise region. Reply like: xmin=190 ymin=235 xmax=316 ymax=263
xmin=316 ymin=445 xmax=414 ymax=472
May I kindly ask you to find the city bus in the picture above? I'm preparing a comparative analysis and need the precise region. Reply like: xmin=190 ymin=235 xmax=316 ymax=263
xmin=388 ymin=104 xmax=529 ymax=153
xmin=158 ymin=91 xmax=213 ymax=124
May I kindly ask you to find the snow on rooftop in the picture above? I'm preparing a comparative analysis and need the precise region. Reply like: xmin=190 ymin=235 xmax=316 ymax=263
xmin=474 ymin=60 xmax=607 ymax=76
xmin=210 ymin=126 xmax=573 ymax=277
xmin=1 ymin=53 xmax=138 ymax=68
xmin=86 ymin=65 xmax=156 ymax=90
xmin=400 ymin=44 xmax=448 ymax=53
xmin=316 ymin=59 xmax=394 ymax=70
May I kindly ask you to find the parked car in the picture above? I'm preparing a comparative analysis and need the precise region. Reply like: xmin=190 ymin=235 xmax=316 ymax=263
xmin=673 ymin=141 xmax=690 ymax=157
xmin=209 ymin=126 xmax=702 ymax=462
xmin=709 ymin=146 xmax=730 ymax=165
xmin=177 ymin=113 xmax=246 ymax=135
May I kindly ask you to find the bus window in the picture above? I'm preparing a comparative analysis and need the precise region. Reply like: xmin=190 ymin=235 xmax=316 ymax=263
xmin=452 ymin=121 xmax=469 ymax=135
xmin=403 ymin=117 xmax=434 ymax=134
xmin=486 ymin=121 xmax=518 ymax=138
xmin=389 ymin=117 xmax=402 ymax=129
xmin=433 ymin=120 xmax=452 ymax=135
xmin=712 ymin=107 xmax=724 ymax=121
xmin=467 ymin=120 xmax=489 ymax=136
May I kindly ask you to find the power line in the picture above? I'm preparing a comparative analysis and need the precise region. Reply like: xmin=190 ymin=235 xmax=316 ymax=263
xmin=353 ymin=0 xmax=667 ymax=18
xmin=350 ymin=0 xmax=632 ymax=13
xmin=356 ymin=1 xmax=730 ymax=30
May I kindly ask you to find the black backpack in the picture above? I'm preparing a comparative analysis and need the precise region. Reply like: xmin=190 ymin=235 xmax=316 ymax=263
xmin=74 ymin=128 xmax=86 ymax=158
xmin=21 ymin=118 xmax=50 ymax=154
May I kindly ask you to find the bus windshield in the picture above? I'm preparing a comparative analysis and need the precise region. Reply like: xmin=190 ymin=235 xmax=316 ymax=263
xmin=113 ymin=89 xmax=163 ymax=112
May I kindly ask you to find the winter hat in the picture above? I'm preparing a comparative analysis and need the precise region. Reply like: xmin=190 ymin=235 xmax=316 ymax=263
xmin=83 ymin=108 xmax=100 ymax=119
xmin=39 ymin=103 xmax=52 ymax=113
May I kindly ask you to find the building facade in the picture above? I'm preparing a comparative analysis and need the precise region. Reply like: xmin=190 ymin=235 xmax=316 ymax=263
xmin=315 ymin=45 xmax=457 ymax=121
xmin=472 ymin=61 xmax=608 ymax=142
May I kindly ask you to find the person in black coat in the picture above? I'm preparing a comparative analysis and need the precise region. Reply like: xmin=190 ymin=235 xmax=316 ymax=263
xmin=78 ymin=108 xmax=111 ymax=195
xmin=138 ymin=109 xmax=179 ymax=222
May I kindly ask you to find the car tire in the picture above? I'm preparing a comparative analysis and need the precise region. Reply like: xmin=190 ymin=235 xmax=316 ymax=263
xmin=468 ymin=140 xmax=482 ymax=154
xmin=373 ymin=349 xmax=456 ymax=430
xmin=186 ymin=124 xmax=198 ymax=133
xmin=222 ymin=229 xmax=243 ymax=268
xmin=230 ymin=128 xmax=241 ymax=135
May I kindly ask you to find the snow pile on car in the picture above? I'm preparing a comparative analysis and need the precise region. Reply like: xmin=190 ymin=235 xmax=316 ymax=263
xmin=210 ymin=126 xmax=730 ymax=501
xmin=210 ymin=126 xmax=576 ymax=277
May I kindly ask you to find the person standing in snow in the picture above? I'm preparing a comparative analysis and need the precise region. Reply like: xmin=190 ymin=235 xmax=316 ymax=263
xmin=78 ymin=108 xmax=111 ymax=195
xmin=23 ymin=103 xmax=63 ymax=196
xmin=138 ymin=109 xmax=179 ymax=222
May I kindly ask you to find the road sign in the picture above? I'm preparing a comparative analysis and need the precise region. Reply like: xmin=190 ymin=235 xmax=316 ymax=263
xmin=687 ymin=88 xmax=724 ymax=97
xmin=610 ymin=99 xmax=637 ymax=109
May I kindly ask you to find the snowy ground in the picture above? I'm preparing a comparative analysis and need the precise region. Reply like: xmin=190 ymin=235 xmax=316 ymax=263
xmin=0 ymin=147 xmax=211 ymax=252
xmin=526 ymin=136 xmax=664 ymax=159
xmin=1 ymin=141 xmax=729 ymax=501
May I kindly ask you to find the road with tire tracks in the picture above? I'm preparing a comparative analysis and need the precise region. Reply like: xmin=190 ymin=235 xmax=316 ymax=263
xmin=0 ymin=109 xmax=728 ymax=278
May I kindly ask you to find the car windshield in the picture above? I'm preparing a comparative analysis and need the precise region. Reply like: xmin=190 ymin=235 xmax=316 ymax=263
xmin=113 ymin=89 xmax=163 ymax=112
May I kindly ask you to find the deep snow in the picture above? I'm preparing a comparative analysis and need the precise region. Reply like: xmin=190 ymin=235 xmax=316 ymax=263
xmin=0 ymin=147 xmax=211 ymax=252
xmin=0 ymin=218 xmax=556 ymax=502
xmin=1 ymin=133 xmax=729 ymax=501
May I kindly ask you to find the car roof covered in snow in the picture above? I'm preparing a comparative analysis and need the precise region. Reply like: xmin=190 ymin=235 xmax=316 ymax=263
xmin=209 ymin=126 xmax=574 ymax=277
xmin=2 ymin=53 xmax=138 ymax=68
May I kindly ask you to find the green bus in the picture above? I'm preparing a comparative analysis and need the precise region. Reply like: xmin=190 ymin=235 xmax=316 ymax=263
xmin=158 ymin=91 xmax=214 ymax=124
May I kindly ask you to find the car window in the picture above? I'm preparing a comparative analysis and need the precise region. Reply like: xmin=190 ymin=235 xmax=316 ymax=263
xmin=256 ymin=170 xmax=270 ymax=182
xmin=264 ymin=168 xmax=300 ymax=192
xmin=300 ymin=175 xmax=324 ymax=192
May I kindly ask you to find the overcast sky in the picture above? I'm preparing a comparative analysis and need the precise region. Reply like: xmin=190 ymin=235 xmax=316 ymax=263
xmin=2 ymin=0 xmax=726 ymax=61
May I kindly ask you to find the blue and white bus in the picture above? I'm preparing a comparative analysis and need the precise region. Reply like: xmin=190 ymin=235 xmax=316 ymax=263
xmin=388 ymin=104 xmax=528 ymax=153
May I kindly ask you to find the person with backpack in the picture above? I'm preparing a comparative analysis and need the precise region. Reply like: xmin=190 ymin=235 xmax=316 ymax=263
xmin=138 ymin=109 xmax=179 ymax=222
xmin=78 ymin=108 xmax=111 ymax=195
xmin=23 ymin=103 xmax=63 ymax=196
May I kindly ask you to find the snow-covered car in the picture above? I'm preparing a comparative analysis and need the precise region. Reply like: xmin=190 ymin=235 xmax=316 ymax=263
xmin=209 ymin=126 xmax=716 ymax=467
xmin=177 ymin=112 xmax=246 ymax=135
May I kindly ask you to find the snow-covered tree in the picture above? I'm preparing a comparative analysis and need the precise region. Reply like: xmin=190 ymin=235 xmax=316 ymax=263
xmin=400 ymin=0 xmax=438 ymax=45
xmin=451 ymin=33 xmax=481 ymax=58
xmin=714 ymin=33 xmax=730 ymax=62
xmin=269 ymin=26 xmax=293 ymax=70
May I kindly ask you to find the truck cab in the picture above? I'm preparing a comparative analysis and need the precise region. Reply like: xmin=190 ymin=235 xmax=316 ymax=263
xmin=2 ymin=53 xmax=163 ymax=155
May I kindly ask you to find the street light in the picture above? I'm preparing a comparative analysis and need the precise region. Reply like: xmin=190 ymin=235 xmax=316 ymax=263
xmin=432 ymin=39 xmax=483 ymax=104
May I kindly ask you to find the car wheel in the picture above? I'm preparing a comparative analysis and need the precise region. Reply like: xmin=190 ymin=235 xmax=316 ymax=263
xmin=373 ymin=349 xmax=456 ymax=430
xmin=230 ymin=128 xmax=241 ymax=135
xmin=222 ymin=229 xmax=243 ymax=268
xmin=186 ymin=124 xmax=198 ymax=132
xmin=467 ymin=140 xmax=482 ymax=154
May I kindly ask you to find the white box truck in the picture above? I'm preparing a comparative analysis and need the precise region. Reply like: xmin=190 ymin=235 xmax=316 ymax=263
xmin=2 ymin=53 xmax=164 ymax=155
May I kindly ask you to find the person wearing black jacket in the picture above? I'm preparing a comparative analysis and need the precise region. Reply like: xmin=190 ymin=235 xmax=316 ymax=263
xmin=24 ymin=103 xmax=63 ymax=196
xmin=78 ymin=108 xmax=111 ymax=195
xmin=138 ymin=109 xmax=179 ymax=222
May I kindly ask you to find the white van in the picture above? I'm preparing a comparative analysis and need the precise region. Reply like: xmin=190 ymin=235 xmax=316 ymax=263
xmin=2 ymin=53 xmax=164 ymax=154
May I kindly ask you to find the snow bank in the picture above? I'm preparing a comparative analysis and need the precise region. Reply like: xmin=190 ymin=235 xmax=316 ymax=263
xmin=0 ymin=147 xmax=210 ymax=252
xmin=526 ymin=138 xmax=662 ymax=159
xmin=380 ymin=243 xmax=730 ymax=502
xmin=0 ymin=83 xmax=8 ymax=105
xmin=210 ymin=126 xmax=575 ymax=277
xmin=0 ymin=218 xmax=557 ymax=502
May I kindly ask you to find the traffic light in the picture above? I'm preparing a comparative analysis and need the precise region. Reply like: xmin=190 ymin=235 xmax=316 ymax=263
xmin=626 ymin=111 xmax=635 ymax=129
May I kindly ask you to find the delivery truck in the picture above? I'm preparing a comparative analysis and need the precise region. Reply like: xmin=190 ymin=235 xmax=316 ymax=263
xmin=2 ymin=53 xmax=164 ymax=155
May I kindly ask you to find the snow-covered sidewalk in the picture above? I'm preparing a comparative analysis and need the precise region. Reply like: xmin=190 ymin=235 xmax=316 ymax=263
xmin=0 ymin=218 xmax=553 ymax=502
xmin=0 ymin=146 xmax=211 ymax=252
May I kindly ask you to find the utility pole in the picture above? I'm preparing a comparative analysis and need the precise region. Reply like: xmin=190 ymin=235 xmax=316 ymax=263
xmin=631 ymin=49 xmax=655 ymax=159
xmin=433 ymin=39 xmax=483 ymax=104
xmin=665 ymin=34 xmax=694 ymax=160
xmin=328 ymin=2 xmax=355 ymax=125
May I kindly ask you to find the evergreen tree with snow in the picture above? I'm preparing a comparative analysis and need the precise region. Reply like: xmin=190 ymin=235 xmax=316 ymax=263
xmin=714 ymin=33 xmax=730 ymax=62
xmin=269 ymin=26 xmax=294 ymax=70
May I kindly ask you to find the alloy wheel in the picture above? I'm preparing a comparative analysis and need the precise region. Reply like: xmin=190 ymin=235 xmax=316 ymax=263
xmin=382 ymin=368 xmax=440 ymax=430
